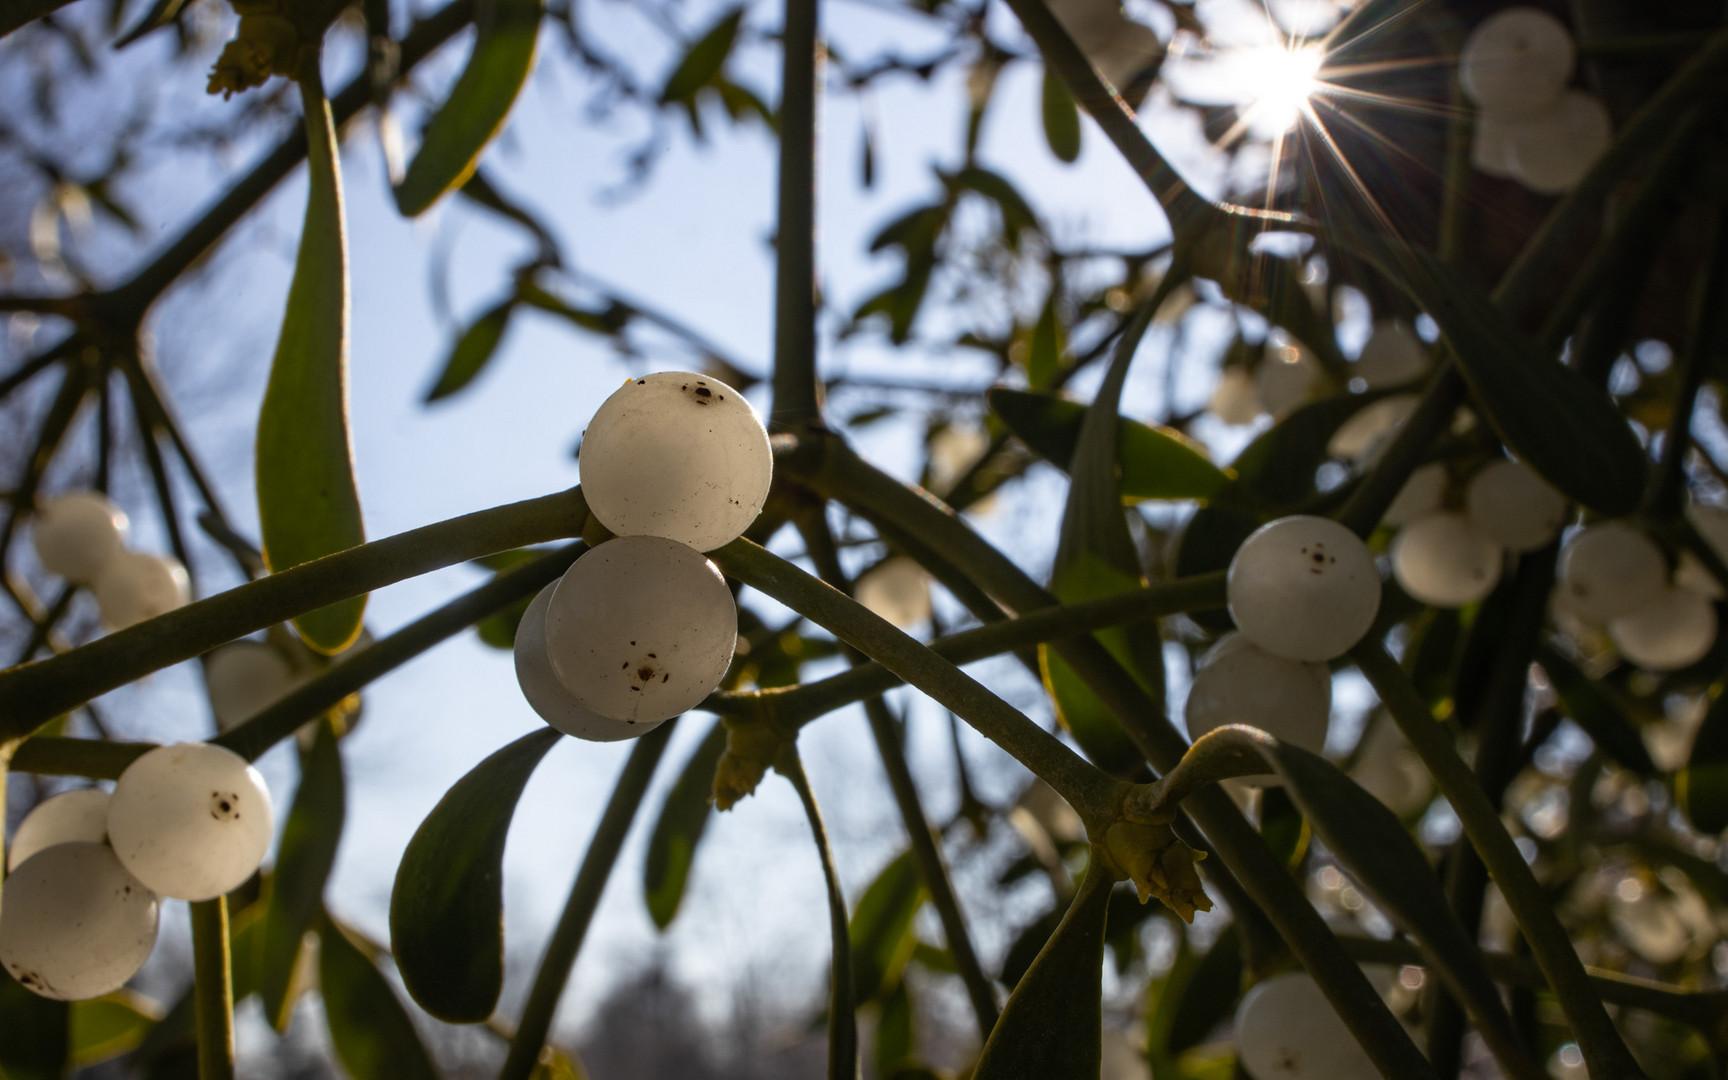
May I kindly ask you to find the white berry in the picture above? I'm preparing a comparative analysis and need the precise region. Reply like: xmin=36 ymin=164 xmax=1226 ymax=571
xmin=855 ymin=557 xmax=933 ymax=629
xmin=1392 ymin=511 xmax=1503 ymax=608
xmin=1327 ymin=395 xmax=1417 ymax=464
xmin=1465 ymin=460 xmax=1567 ymax=552
xmin=1185 ymin=633 xmax=1331 ymax=771
xmin=1382 ymin=463 xmax=1448 ymax=528
xmin=93 ymin=551 xmax=190 ymax=631
xmin=32 ymin=491 xmax=129 ymax=584
xmin=0 ymin=842 xmax=158 ymax=1001
xmin=1228 ymin=516 xmax=1381 ymax=662
xmin=107 ymin=743 xmax=275 ymax=902
xmin=1559 ymin=522 xmax=1666 ymax=624
xmin=1254 ymin=340 xmax=1320 ymax=420
xmin=1459 ymin=8 xmax=1574 ymax=116
xmin=1235 ymin=972 xmax=1378 ymax=1080
xmin=1349 ymin=715 xmax=1431 ymax=816
xmin=1506 ymin=90 xmax=1610 ymax=195
xmin=1608 ymin=585 xmax=1718 ymax=672
xmin=544 ymin=536 xmax=737 ymax=724
xmin=515 ymin=582 xmax=657 ymax=741
xmin=1354 ymin=321 xmax=1427 ymax=389
xmin=8 ymin=788 xmax=111 ymax=871
xmin=1471 ymin=111 xmax=1519 ymax=179
xmin=204 ymin=641 xmax=301 ymax=732
xmin=1210 ymin=367 xmax=1264 ymax=426
xmin=579 ymin=372 xmax=772 ymax=551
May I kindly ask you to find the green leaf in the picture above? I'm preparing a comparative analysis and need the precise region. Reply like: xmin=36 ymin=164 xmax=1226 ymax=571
xmin=999 ymin=906 xmax=1062 ymax=989
xmin=0 ymin=967 xmax=69 ymax=1080
xmin=987 ymin=388 xmax=1230 ymax=502
xmin=875 ymin=978 xmax=916 ymax=1073
xmin=659 ymin=7 xmax=743 ymax=103
xmin=1537 ymin=645 xmax=1658 ymax=776
xmin=1257 ymin=785 xmax=1310 ymax=868
xmin=849 ymin=849 xmax=928 ymax=1004
xmin=113 ymin=0 xmax=186 ymax=47
xmin=1155 ymin=924 xmax=1240 ymax=1059
xmin=974 ymin=858 xmax=1111 ymax=1079
xmin=1041 ymin=556 xmax=1160 ymax=776
xmin=318 ymin=915 xmax=440 ymax=1080
xmin=258 ymin=721 xmax=347 ymax=1031
xmin=643 ymin=718 xmax=728 ymax=929
xmin=69 ymin=990 xmax=163 ymax=1068
xmin=426 ymin=299 xmax=515 ymax=403
xmin=949 ymin=167 xmax=1039 ymax=244
xmin=1041 ymin=66 xmax=1081 ymax=163
xmin=529 ymin=1047 xmax=590 ymax=1079
xmin=394 ymin=0 xmax=543 ymax=216
xmin=390 ymin=728 xmax=561 ymax=1022
xmin=259 ymin=73 xmax=367 ymax=654
xmin=1026 ymin=292 xmax=1064 ymax=390
xmin=1678 ymin=686 xmax=1728 ymax=832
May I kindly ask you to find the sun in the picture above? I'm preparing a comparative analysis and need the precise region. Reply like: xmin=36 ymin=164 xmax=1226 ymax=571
xmin=1239 ymin=44 xmax=1325 ymax=138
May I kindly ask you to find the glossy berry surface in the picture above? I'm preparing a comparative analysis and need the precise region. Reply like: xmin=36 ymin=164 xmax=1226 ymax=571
xmin=516 ymin=582 xmax=660 ymax=741
xmin=1392 ymin=511 xmax=1503 ymax=608
xmin=93 ymin=551 xmax=190 ymax=631
xmin=1235 ymin=972 xmax=1377 ymax=1080
xmin=107 ymin=742 xmax=275 ymax=901
xmin=1608 ymin=585 xmax=1717 ymax=672
xmin=31 ymin=491 xmax=129 ymax=584
xmin=1466 ymin=460 xmax=1566 ymax=552
xmin=8 ymin=788 xmax=111 ymax=871
xmin=1227 ymin=516 xmax=1381 ymax=662
xmin=1559 ymin=521 xmax=1665 ymax=624
xmin=205 ymin=641 xmax=301 ymax=732
xmin=0 ymin=842 xmax=159 ymax=1001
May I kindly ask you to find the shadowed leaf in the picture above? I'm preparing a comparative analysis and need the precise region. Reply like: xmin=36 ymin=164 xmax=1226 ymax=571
xmin=69 ymin=990 xmax=162 ymax=1069
xmin=319 ymin=916 xmax=439 ymax=1080
xmin=643 ymin=718 xmax=728 ymax=929
xmin=849 ymin=848 xmax=927 ymax=1004
xmin=1538 ymin=645 xmax=1658 ymax=776
xmin=426 ymin=299 xmax=515 ymax=403
xmin=660 ymin=7 xmax=743 ymax=103
xmin=0 ymin=967 xmax=68 ymax=1080
xmin=1041 ymin=66 xmax=1081 ymax=163
xmin=1679 ymin=686 xmax=1728 ymax=832
xmin=258 ymin=721 xmax=346 ymax=1031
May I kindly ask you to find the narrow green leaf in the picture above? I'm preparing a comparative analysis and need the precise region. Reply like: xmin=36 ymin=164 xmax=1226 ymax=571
xmin=318 ymin=916 xmax=440 ymax=1080
xmin=999 ymin=906 xmax=1062 ymax=989
xmin=394 ymin=0 xmax=543 ymax=216
xmin=875 ymin=978 xmax=915 ymax=1073
xmin=1041 ymin=66 xmax=1081 ymax=163
xmin=974 ymin=858 xmax=1111 ymax=1080
xmin=1042 ymin=556 xmax=1160 ymax=776
xmin=259 ymin=71 xmax=367 ymax=654
xmin=659 ymin=7 xmax=743 ymax=103
xmin=426 ymin=299 xmax=515 ymax=403
xmin=69 ymin=990 xmax=163 ymax=1068
xmin=1678 ymin=686 xmax=1728 ymax=832
xmin=1257 ymin=785 xmax=1309 ymax=868
xmin=1538 ymin=645 xmax=1659 ymax=776
xmin=1157 ymin=924 xmax=1240 ymax=1058
xmin=529 ymin=1047 xmax=590 ymax=1079
xmin=849 ymin=849 xmax=928 ymax=1004
xmin=988 ymin=387 xmax=1230 ymax=502
xmin=0 ymin=967 xmax=69 ymax=1080
xmin=1026 ymin=292 xmax=1064 ymax=390
xmin=949 ymin=166 xmax=1039 ymax=242
xmin=258 ymin=721 xmax=347 ymax=1031
xmin=390 ymin=728 xmax=560 ymax=1022
xmin=643 ymin=718 xmax=728 ymax=929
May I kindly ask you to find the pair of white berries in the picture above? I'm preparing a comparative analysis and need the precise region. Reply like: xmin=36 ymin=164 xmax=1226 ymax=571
xmin=1387 ymin=458 xmax=1567 ymax=609
xmin=1461 ymin=8 xmax=1610 ymax=195
xmin=1558 ymin=514 xmax=1724 ymax=671
xmin=0 ymin=743 xmax=274 ymax=1001
xmin=1211 ymin=321 xmax=1430 ymax=430
xmin=514 ymin=372 xmax=771 ymax=740
xmin=31 ymin=491 xmax=191 ymax=631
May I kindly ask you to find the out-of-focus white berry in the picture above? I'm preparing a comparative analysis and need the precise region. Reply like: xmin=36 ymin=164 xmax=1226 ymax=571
xmin=1235 ymin=972 xmax=1378 ymax=1080
xmin=928 ymin=423 xmax=990 ymax=496
xmin=1350 ymin=715 xmax=1431 ymax=816
xmin=579 ymin=372 xmax=772 ymax=552
xmin=1459 ymin=8 xmax=1574 ymax=116
xmin=1383 ymin=463 xmax=1448 ymax=528
xmin=1210 ymin=367 xmax=1263 ymax=426
xmin=1465 ymin=460 xmax=1566 ymax=552
xmin=1471 ymin=111 xmax=1519 ymax=178
xmin=1354 ymin=321 xmax=1428 ymax=389
xmin=1327 ymin=395 xmax=1417 ymax=464
xmin=107 ymin=743 xmax=274 ymax=902
xmin=0 ymin=842 xmax=158 ymax=1001
xmin=1102 ymin=1027 xmax=1151 ymax=1080
xmin=1186 ymin=634 xmax=1330 ymax=782
xmin=544 ymin=536 xmax=737 ymax=724
xmin=855 ymin=557 xmax=933 ymax=629
xmin=93 ymin=551 xmax=190 ymax=631
xmin=1392 ymin=511 xmax=1503 ymax=608
xmin=1506 ymin=90 xmax=1610 ymax=195
xmin=1609 ymin=889 xmax=1690 ymax=964
xmin=1254 ymin=340 xmax=1321 ymax=420
xmin=1559 ymin=522 xmax=1666 ymax=624
xmin=1227 ymin=516 xmax=1381 ymax=662
xmin=1676 ymin=504 xmax=1728 ymax=599
xmin=204 ymin=641 xmax=301 ymax=732
xmin=1608 ymin=585 xmax=1717 ymax=671
xmin=7 ymin=788 xmax=111 ymax=871
xmin=1018 ymin=779 xmax=1085 ymax=845
xmin=515 ymin=583 xmax=655 ymax=741
xmin=31 ymin=492 xmax=129 ymax=584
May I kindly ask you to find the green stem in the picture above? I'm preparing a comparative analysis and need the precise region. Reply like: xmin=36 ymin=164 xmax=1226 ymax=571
xmin=497 ymin=722 xmax=675 ymax=1080
xmin=1649 ymin=207 xmax=1728 ymax=519
xmin=1354 ymin=643 xmax=1647 ymax=1080
xmin=0 ymin=488 xmax=588 ymax=738
xmin=9 ymin=735 xmax=154 ymax=778
xmin=768 ymin=0 xmax=821 ymax=430
xmin=779 ymin=745 xmax=858 ymax=1080
xmin=191 ymin=896 xmax=236 ymax=1080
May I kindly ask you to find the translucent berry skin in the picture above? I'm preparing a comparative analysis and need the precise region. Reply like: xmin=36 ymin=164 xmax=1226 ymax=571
xmin=1227 ymin=516 xmax=1381 ymax=662
xmin=516 ymin=583 xmax=659 ymax=741
xmin=0 ymin=842 xmax=159 ymax=1001
xmin=31 ymin=491 xmax=130 ymax=584
xmin=855 ymin=558 xmax=933 ymax=629
xmin=579 ymin=371 xmax=772 ymax=552
xmin=1235 ymin=972 xmax=1378 ymax=1080
xmin=8 ymin=788 xmax=111 ymax=871
xmin=205 ymin=641 xmax=301 ymax=732
xmin=1608 ymin=585 xmax=1718 ymax=672
xmin=93 ymin=551 xmax=190 ymax=631
xmin=1559 ymin=521 xmax=1666 ymax=624
xmin=1459 ymin=7 xmax=1574 ymax=116
xmin=544 ymin=536 xmax=738 ymax=724
xmin=1466 ymin=460 xmax=1566 ymax=552
xmin=1185 ymin=633 xmax=1331 ymax=772
xmin=1354 ymin=320 xmax=1427 ymax=389
xmin=1392 ymin=511 xmax=1504 ymax=608
xmin=107 ymin=743 xmax=275 ymax=902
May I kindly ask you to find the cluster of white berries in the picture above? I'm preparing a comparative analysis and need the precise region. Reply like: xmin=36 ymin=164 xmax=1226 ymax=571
xmin=31 ymin=491 xmax=190 ymax=631
xmin=0 ymin=743 xmax=274 ymax=1000
xmin=1386 ymin=458 xmax=1566 ymax=608
xmin=1210 ymin=320 xmax=1431 ymax=433
xmin=1462 ymin=8 xmax=1609 ymax=195
xmin=1557 ymin=511 xmax=1727 ymax=671
xmin=514 ymin=372 xmax=771 ymax=741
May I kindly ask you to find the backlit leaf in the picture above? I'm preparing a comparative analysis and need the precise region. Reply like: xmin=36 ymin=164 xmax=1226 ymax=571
xmin=69 ymin=990 xmax=162 ymax=1068
xmin=319 ymin=915 xmax=439 ymax=1080
xmin=660 ymin=7 xmax=743 ymax=103
xmin=643 ymin=718 xmax=728 ymax=929
xmin=425 ymin=299 xmax=515 ymax=403
xmin=1041 ymin=65 xmax=1081 ymax=163
xmin=849 ymin=849 xmax=927 ymax=1004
